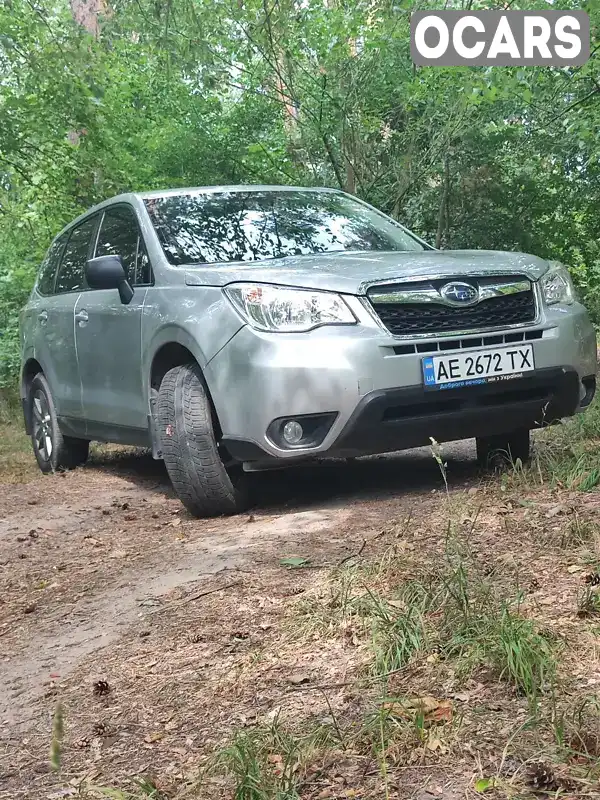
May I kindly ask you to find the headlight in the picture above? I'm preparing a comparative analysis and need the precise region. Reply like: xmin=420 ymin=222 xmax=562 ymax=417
xmin=224 ymin=283 xmax=356 ymax=332
xmin=541 ymin=262 xmax=575 ymax=306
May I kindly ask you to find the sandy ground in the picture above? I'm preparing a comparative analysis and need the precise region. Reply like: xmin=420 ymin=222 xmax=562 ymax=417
xmin=6 ymin=440 xmax=600 ymax=800
xmin=0 ymin=444 xmax=477 ymax=722
xmin=0 ymin=442 xmax=482 ymax=796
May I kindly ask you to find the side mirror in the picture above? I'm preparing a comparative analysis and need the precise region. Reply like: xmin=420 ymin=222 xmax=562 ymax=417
xmin=85 ymin=255 xmax=134 ymax=305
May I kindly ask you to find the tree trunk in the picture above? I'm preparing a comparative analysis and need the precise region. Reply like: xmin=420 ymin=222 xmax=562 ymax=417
xmin=70 ymin=0 xmax=106 ymax=37
xmin=322 ymin=134 xmax=345 ymax=190
xmin=344 ymin=143 xmax=356 ymax=194
xmin=435 ymin=156 xmax=450 ymax=249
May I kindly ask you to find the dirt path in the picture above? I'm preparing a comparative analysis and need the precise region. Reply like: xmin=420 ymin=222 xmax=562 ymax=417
xmin=0 ymin=445 xmax=476 ymax=721
xmin=4 ymin=430 xmax=600 ymax=800
xmin=0 ymin=443 xmax=481 ymax=797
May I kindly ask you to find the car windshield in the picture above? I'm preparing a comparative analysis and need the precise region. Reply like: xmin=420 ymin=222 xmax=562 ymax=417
xmin=144 ymin=190 xmax=426 ymax=266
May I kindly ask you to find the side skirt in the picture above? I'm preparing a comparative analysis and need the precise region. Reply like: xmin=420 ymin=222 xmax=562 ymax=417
xmin=58 ymin=416 xmax=152 ymax=448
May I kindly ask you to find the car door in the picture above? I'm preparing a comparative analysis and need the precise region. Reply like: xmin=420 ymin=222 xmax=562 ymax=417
xmin=32 ymin=217 xmax=99 ymax=428
xmin=75 ymin=204 xmax=151 ymax=437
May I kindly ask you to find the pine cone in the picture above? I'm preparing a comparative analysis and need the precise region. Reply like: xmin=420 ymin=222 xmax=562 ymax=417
xmin=92 ymin=721 xmax=111 ymax=736
xmin=93 ymin=680 xmax=111 ymax=697
xmin=557 ymin=775 xmax=577 ymax=792
xmin=73 ymin=736 xmax=90 ymax=749
xmin=585 ymin=572 xmax=600 ymax=586
xmin=526 ymin=761 xmax=557 ymax=790
xmin=285 ymin=586 xmax=305 ymax=597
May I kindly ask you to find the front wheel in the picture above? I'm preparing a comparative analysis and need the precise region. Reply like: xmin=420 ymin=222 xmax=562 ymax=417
xmin=157 ymin=363 xmax=248 ymax=518
xmin=29 ymin=373 xmax=89 ymax=473
xmin=476 ymin=428 xmax=531 ymax=470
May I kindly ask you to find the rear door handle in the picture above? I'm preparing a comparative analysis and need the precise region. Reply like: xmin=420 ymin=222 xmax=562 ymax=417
xmin=38 ymin=311 xmax=48 ymax=325
xmin=75 ymin=309 xmax=88 ymax=326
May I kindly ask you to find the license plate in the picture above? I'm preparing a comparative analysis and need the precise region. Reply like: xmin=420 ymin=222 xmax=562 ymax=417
xmin=422 ymin=344 xmax=535 ymax=390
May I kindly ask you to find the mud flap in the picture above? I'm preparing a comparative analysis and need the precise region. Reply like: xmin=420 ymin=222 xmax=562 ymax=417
xmin=22 ymin=397 xmax=32 ymax=435
xmin=148 ymin=401 xmax=162 ymax=460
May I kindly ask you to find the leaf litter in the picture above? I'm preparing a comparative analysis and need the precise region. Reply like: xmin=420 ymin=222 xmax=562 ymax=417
xmin=2 ymin=444 xmax=600 ymax=797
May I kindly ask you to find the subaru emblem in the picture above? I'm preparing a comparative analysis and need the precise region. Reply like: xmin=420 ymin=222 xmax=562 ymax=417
xmin=440 ymin=281 xmax=479 ymax=306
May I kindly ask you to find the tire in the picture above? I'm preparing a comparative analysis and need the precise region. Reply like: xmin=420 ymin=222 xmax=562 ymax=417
xmin=157 ymin=363 xmax=248 ymax=517
xmin=476 ymin=428 xmax=531 ymax=470
xmin=29 ymin=373 xmax=89 ymax=473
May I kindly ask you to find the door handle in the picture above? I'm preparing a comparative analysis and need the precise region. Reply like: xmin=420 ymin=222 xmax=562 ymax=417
xmin=38 ymin=311 xmax=48 ymax=325
xmin=75 ymin=309 xmax=89 ymax=326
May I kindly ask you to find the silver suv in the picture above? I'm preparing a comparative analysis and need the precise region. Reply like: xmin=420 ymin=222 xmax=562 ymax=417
xmin=20 ymin=186 xmax=597 ymax=516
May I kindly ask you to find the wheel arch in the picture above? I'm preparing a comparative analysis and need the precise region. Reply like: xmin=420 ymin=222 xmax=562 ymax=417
xmin=146 ymin=330 xmax=222 ymax=457
xmin=150 ymin=342 xmax=200 ymax=395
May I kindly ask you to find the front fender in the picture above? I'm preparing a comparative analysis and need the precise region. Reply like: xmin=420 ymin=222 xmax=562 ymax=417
xmin=141 ymin=286 xmax=244 ymax=431
xmin=143 ymin=325 xmax=210 ymax=389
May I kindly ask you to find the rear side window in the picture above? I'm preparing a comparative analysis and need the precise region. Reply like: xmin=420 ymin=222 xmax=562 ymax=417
xmin=55 ymin=216 xmax=98 ymax=294
xmin=95 ymin=205 xmax=152 ymax=286
xmin=37 ymin=234 xmax=67 ymax=295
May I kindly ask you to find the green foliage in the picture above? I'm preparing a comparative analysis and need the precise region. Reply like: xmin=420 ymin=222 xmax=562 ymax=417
xmin=1 ymin=0 xmax=600 ymax=387
xmin=368 ymin=587 xmax=427 ymax=675
xmin=50 ymin=701 xmax=64 ymax=772
xmin=439 ymin=565 xmax=558 ymax=706
xmin=213 ymin=719 xmax=330 ymax=800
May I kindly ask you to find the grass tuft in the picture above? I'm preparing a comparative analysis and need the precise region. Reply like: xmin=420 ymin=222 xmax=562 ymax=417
xmin=485 ymin=607 xmax=556 ymax=698
xmin=501 ymin=397 xmax=600 ymax=492
xmin=300 ymin=533 xmax=559 ymax=709
xmin=439 ymin=563 xmax=557 ymax=705
xmin=212 ymin=719 xmax=333 ymax=800
xmin=576 ymin=586 xmax=600 ymax=618
xmin=560 ymin=514 xmax=597 ymax=549
xmin=370 ymin=595 xmax=426 ymax=676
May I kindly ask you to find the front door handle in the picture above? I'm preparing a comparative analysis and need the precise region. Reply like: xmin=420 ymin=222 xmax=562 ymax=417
xmin=75 ymin=309 xmax=89 ymax=326
xmin=38 ymin=311 xmax=48 ymax=325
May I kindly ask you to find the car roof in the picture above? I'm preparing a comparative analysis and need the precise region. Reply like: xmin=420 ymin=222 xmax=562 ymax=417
xmin=139 ymin=185 xmax=340 ymax=199
xmin=56 ymin=185 xmax=342 ymax=239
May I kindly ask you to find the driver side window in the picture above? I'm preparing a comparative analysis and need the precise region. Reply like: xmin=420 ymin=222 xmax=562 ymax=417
xmin=94 ymin=206 xmax=152 ymax=286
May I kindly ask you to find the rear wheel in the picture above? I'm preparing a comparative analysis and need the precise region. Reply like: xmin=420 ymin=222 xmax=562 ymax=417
xmin=157 ymin=363 xmax=248 ymax=517
xmin=29 ymin=373 xmax=89 ymax=473
xmin=476 ymin=428 xmax=531 ymax=470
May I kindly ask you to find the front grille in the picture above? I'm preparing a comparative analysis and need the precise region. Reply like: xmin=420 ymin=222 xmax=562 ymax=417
xmin=390 ymin=328 xmax=543 ymax=356
xmin=369 ymin=279 xmax=536 ymax=336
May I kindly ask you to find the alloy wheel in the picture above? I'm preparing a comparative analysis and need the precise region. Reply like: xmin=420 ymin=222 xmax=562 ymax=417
xmin=32 ymin=389 xmax=53 ymax=462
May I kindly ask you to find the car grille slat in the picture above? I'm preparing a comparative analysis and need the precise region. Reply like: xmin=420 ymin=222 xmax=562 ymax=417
xmin=368 ymin=279 xmax=536 ymax=336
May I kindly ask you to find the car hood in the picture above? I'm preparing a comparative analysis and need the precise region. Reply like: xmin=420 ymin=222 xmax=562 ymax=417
xmin=184 ymin=249 xmax=551 ymax=295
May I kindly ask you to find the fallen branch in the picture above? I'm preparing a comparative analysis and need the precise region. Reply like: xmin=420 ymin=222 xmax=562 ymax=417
xmin=147 ymin=581 xmax=242 ymax=614
xmin=287 ymin=656 xmax=426 ymax=693
xmin=337 ymin=539 xmax=367 ymax=567
xmin=180 ymin=581 xmax=242 ymax=605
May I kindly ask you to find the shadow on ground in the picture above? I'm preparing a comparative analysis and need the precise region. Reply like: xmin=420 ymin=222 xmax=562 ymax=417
xmin=86 ymin=440 xmax=482 ymax=513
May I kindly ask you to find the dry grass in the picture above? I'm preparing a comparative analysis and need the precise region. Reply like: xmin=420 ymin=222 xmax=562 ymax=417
xmin=0 ymin=421 xmax=37 ymax=482
xmin=54 ymin=483 xmax=600 ymax=799
xmin=0 ymin=405 xmax=147 ymax=484
xmin=2 ymin=400 xmax=600 ymax=799
xmin=0 ymin=390 xmax=37 ymax=482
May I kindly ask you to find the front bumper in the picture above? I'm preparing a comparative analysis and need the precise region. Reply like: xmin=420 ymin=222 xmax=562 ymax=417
xmin=204 ymin=297 xmax=597 ymax=464
xmin=314 ymin=367 xmax=590 ymax=459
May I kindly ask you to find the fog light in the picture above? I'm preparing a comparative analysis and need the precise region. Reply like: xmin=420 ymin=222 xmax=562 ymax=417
xmin=282 ymin=420 xmax=304 ymax=445
xmin=267 ymin=412 xmax=338 ymax=450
